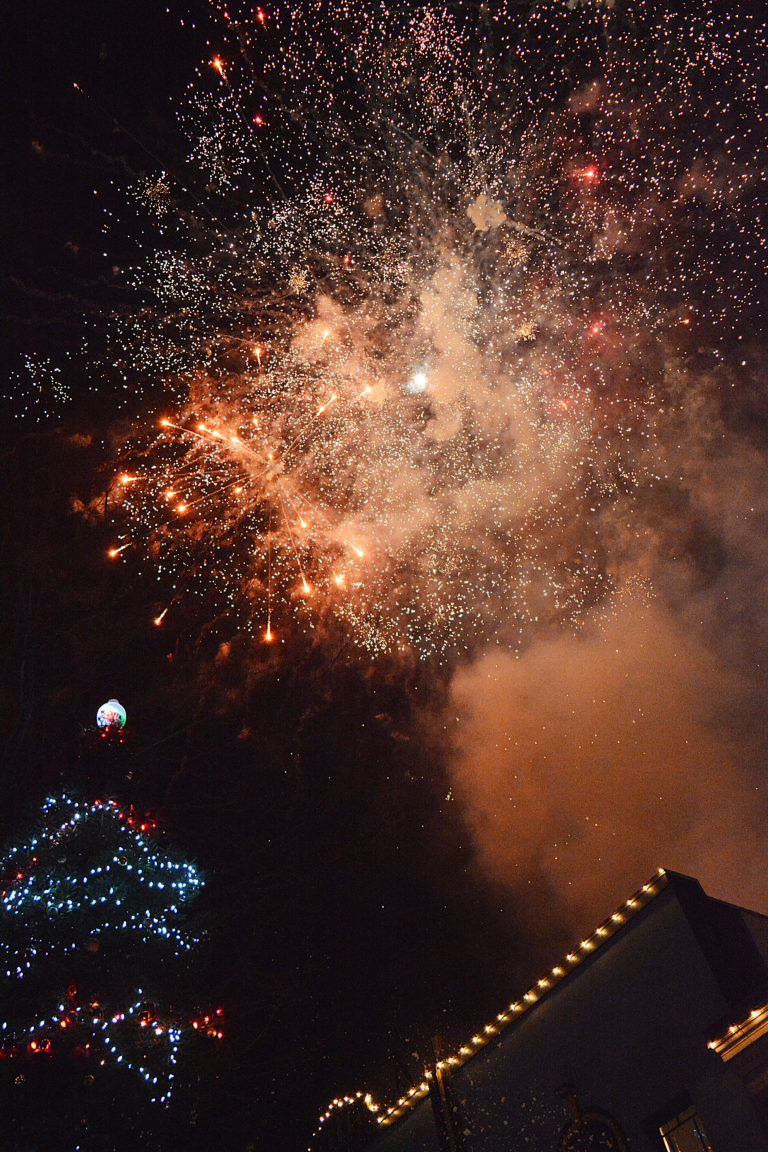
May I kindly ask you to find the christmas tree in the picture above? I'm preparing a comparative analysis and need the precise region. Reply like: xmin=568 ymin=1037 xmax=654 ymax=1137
xmin=0 ymin=789 xmax=222 ymax=1150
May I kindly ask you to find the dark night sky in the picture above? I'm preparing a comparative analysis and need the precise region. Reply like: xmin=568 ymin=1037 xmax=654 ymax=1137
xmin=3 ymin=2 xmax=768 ymax=1148
xmin=2 ymin=7 xmax=556 ymax=1143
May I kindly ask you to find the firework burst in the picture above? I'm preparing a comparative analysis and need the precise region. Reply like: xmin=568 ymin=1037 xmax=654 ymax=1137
xmin=104 ymin=0 xmax=766 ymax=657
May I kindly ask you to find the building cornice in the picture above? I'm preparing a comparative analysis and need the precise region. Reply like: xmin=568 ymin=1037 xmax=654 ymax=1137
xmin=709 ymin=1002 xmax=768 ymax=1061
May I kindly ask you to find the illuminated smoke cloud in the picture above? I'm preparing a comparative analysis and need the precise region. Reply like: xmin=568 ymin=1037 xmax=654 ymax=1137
xmin=448 ymin=421 xmax=768 ymax=925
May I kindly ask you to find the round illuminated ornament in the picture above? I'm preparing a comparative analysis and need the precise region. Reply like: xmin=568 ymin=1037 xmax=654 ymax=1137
xmin=96 ymin=699 xmax=127 ymax=730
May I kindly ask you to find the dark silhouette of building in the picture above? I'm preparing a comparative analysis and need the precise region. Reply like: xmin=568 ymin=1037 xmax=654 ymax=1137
xmin=314 ymin=870 xmax=768 ymax=1152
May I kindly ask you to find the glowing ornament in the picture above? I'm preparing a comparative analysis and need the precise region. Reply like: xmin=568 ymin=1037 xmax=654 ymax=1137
xmin=96 ymin=699 xmax=127 ymax=730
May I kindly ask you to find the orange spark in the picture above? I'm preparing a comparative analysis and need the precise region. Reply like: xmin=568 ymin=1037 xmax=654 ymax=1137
xmin=108 ymin=542 xmax=131 ymax=558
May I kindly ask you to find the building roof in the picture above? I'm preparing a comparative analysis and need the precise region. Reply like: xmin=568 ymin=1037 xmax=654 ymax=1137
xmin=312 ymin=866 xmax=674 ymax=1144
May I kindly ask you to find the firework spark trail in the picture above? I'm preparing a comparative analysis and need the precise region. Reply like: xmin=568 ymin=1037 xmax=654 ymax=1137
xmin=105 ymin=0 xmax=766 ymax=657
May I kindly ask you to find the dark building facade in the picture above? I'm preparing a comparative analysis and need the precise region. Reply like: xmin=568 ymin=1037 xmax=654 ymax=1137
xmin=314 ymin=870 xmax=768 ymax=1152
